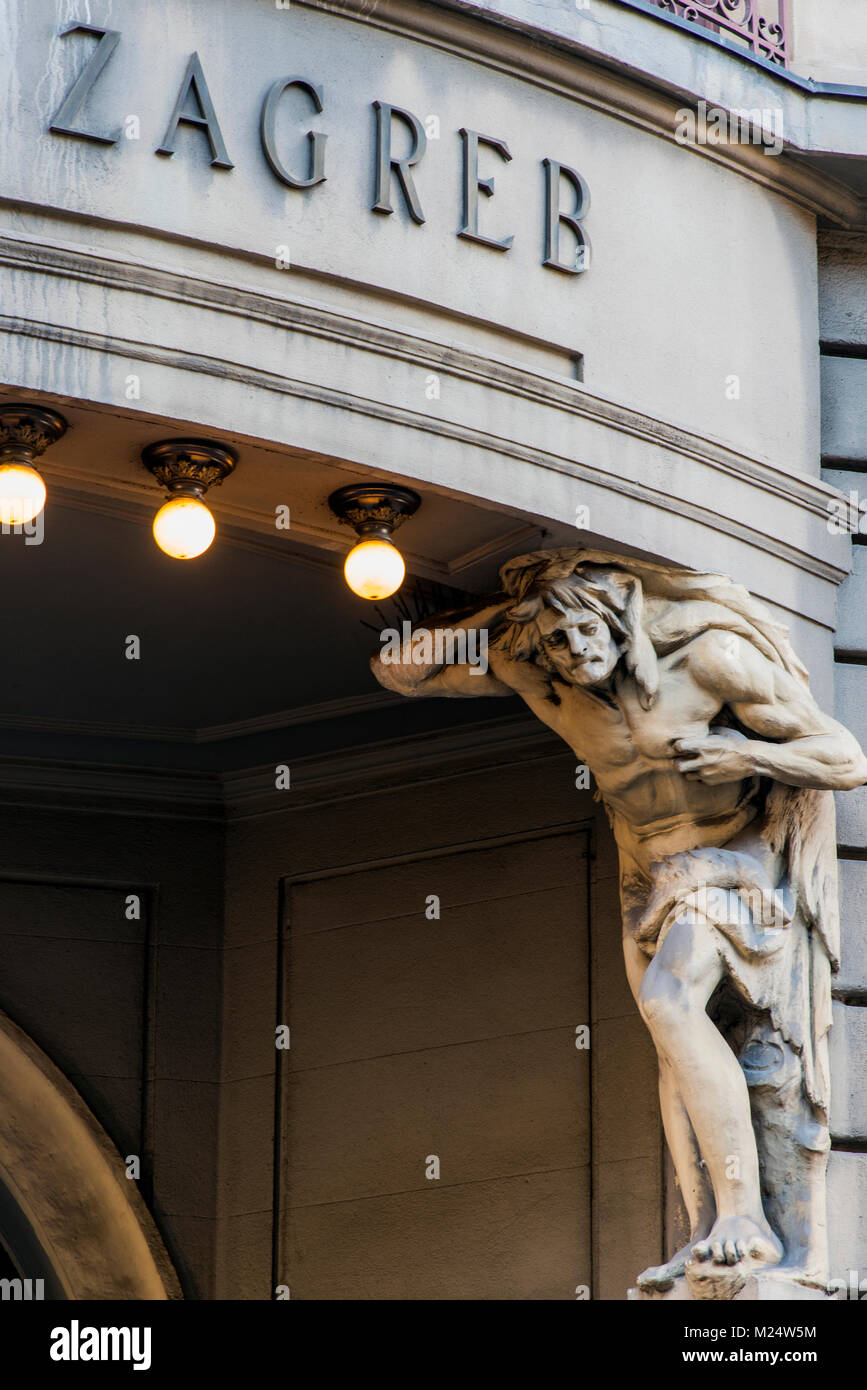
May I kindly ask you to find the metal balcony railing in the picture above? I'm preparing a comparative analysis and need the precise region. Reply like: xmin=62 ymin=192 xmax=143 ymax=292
xmin=650 ymin=1 xmax=789 ymax=67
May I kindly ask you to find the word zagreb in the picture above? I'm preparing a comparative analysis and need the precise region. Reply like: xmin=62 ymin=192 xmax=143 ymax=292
xmin=49 ymin=23 xmax=591 ymax=275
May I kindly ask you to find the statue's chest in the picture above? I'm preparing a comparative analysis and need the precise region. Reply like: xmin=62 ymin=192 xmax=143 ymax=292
xmin=541 ymin=662 xmax=720 ymax=766
xmin=622 ymin=703 xmax=683 ymax=760
xmin=618 ymin=671 xmax=721 ymax=761
xmin=548 ymin=687 xmax=637 ymax=766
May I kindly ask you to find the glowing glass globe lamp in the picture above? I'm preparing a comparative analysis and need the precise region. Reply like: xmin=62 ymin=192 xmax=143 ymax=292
xmin=142 ymin=439 xmax=238 ymax=560
xmin=0 ymin=403 xmax=67 ymax=525
xmin=329 ymin=484 xmax=421 ymax=600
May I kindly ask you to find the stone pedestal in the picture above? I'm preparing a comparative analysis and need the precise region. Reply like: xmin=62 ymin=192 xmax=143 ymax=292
xmin=628 ymin=1271 xmax=834 ymax=1301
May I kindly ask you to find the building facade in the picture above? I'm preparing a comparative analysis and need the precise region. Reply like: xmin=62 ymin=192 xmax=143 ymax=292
xmin=0 ymin=0 xmax=865 ymax=1299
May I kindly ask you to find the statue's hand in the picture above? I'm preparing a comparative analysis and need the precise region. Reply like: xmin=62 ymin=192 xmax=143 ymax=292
xmin=674 ymin=728 xmax=757 ymax=784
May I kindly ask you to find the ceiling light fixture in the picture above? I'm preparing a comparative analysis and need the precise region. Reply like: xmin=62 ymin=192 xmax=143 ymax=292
xmin=142 ymin=438 xmax=238 ymax=559
xmin=0 ymin=403 xmax=67 ymax=526
xmin=329 ymin=483 xmax=421 ymax=599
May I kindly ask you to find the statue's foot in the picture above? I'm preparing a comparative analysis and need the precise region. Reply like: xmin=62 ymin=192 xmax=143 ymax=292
xmin=686 ymin=1215 xmax=783 ymax=1300
xmin=689 ymin=1215 xmax=783 ymax=1270
xmin=636 ymin=1240 xmax=708 ymax=1292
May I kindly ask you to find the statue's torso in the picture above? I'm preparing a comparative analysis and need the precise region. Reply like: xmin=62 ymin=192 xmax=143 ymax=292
xmin=517 ymin=644 xmax=760 ymax=861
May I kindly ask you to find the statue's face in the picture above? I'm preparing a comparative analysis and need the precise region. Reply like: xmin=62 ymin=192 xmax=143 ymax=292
xmin=537 ymin=604 xmax=619 ymax=687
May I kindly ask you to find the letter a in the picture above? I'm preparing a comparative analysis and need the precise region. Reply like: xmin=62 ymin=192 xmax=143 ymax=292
xmin=157 ymin=54 xmax=234 ymax=168
xmin=50 ymin=1328 xmax=71 ymax=1362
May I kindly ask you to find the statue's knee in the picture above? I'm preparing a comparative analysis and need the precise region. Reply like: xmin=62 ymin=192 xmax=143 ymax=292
xmin=638 ymin=971 xmax=689 ymax=1032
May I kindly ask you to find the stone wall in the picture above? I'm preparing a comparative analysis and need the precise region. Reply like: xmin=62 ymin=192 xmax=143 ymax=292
xmin=820 ymin=229 xmax=867 ymax=1286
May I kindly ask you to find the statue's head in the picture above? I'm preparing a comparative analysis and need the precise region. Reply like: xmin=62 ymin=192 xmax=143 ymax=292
xmin=492 ymin=560 xmax=659 ymax=709
xmin=527 ymin=590 xmax=620 ymax=687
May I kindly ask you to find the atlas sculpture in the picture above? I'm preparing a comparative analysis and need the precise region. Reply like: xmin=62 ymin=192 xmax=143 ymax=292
xmin=371 ymin=548 xmax=867 ymax=1299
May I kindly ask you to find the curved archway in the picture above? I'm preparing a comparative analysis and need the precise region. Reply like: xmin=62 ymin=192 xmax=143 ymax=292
xmin=0 ymin=1009 xmax=180 ymax=1299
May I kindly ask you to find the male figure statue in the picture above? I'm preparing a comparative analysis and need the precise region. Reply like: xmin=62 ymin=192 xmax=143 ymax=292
xmin=371 ymin=548 xmax=867 ymax=1298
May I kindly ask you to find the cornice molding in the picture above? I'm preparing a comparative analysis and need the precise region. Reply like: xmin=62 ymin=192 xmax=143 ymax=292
xmin=221 ymin=712 xmax=566 ymax=817
xmin=0 ymin=756 xmax=222 ymax=820
xmin=0 ymin=230 xmax=850 ymax=590
xmin=0 ymin=712 xmax=564 ymax=819
xmin=0 ymin=690 xmax=404 ymax=745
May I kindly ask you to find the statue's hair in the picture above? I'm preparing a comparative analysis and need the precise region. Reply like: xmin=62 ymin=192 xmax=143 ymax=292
xmin=491 ymin=565 xmax=659 ymax=709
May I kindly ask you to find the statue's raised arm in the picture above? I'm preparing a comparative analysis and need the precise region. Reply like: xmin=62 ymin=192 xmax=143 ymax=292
xmin=371 ymin=597 xmax=523 ymax=699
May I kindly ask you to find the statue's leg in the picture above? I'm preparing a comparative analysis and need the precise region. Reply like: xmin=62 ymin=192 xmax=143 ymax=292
xmin=637 ymin=909 xmax=782 ymax=1273
xmin=623 ymin=932 xmax=715 ymax=1290
xmin=661 ymin=1058 xmax=716 ymax=1232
